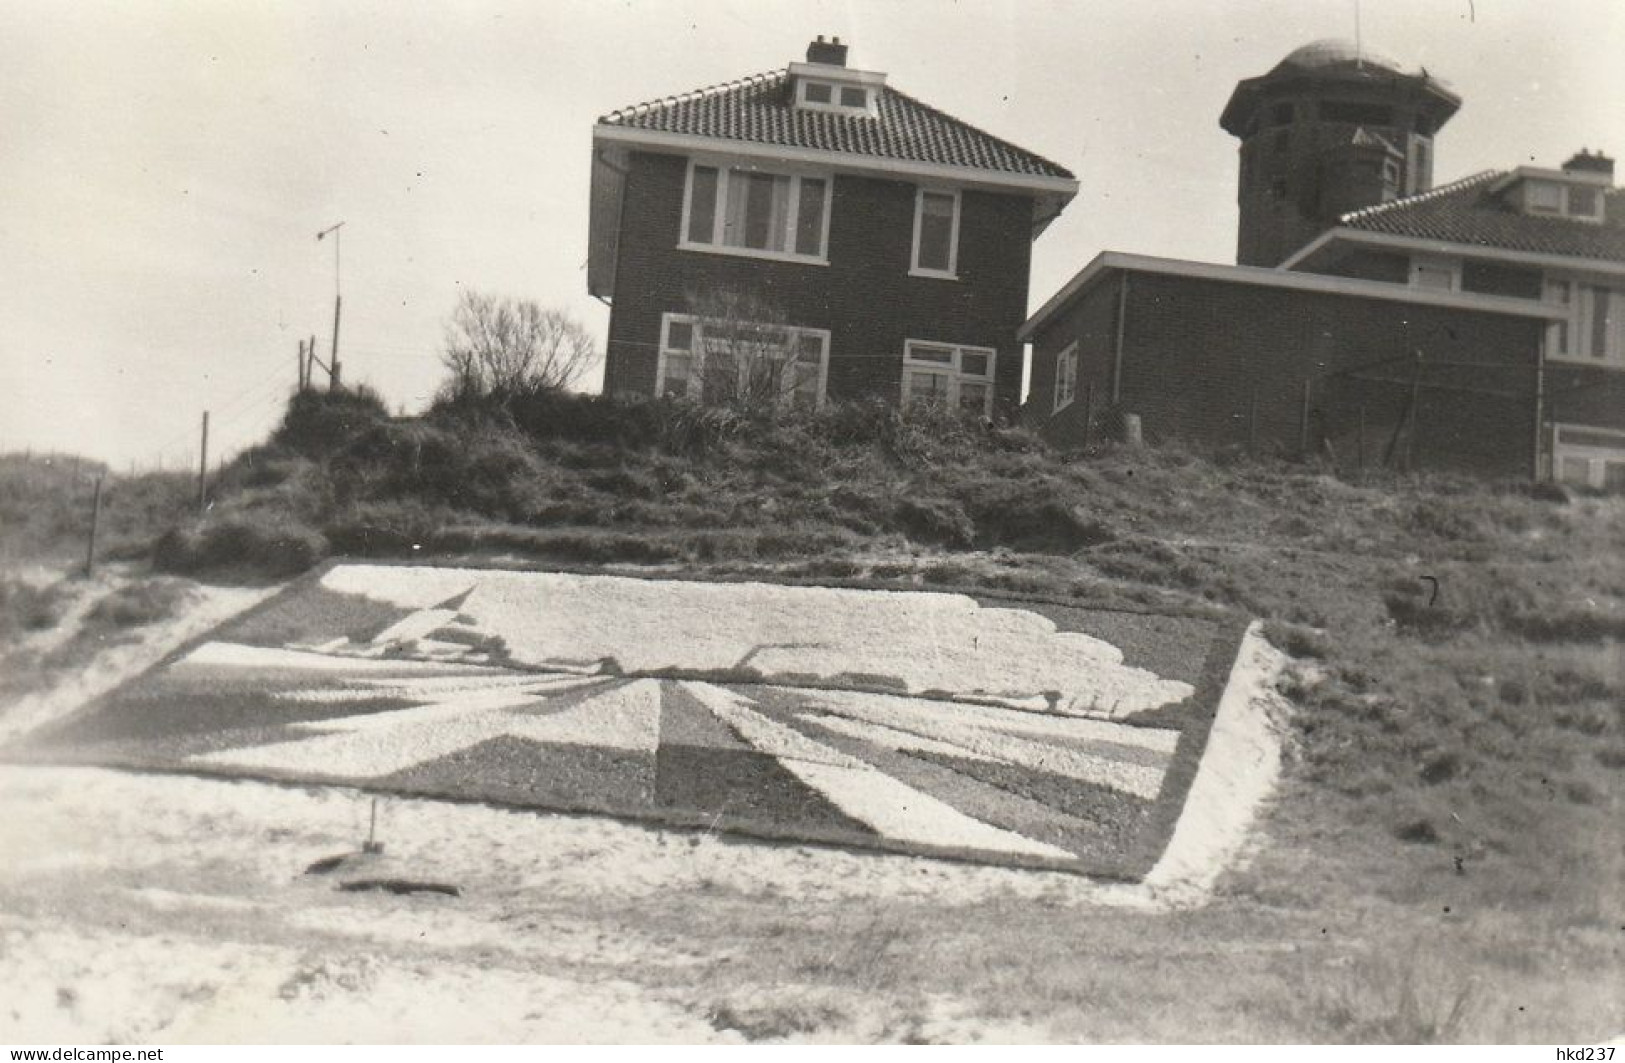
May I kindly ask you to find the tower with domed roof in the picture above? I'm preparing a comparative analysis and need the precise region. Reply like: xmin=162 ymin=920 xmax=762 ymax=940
xmin=1221 ymin=39 xmax=1462 ymax=266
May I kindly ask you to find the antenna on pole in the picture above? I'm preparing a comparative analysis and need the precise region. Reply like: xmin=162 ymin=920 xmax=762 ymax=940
xmin=316 ymin=221 xmax=346 ymax=389
xmin=1354 ymin=0 xmax=1364 ymax=69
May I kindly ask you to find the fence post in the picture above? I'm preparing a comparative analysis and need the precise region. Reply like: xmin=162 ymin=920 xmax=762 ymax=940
xmin=1248 ymin=386 xmax=1259 ymax=456
xmin=197 ymin=411 xmax=210 ymax=514
xmin=1405 ymin=352 xmax=1423 ymax=472
xmin=85 ymin=474 xmax=104 ymax=577
xmin=1298 ymin=379 xmax=1312 ymax=459
xmin=1357 ymin=404 xmax=1367 ymax=476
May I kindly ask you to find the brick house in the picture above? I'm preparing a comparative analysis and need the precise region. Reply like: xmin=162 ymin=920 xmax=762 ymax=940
xmin=1021 ymin=39 xmax=1623 ymax=487
xmin=1283 ymin=154 xmax=1625 ymax=488
xmin=587 ymin=37 xmax=1077 ymax=419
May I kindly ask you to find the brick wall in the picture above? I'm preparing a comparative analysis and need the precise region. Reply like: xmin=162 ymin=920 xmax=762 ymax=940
xmin=603 ymin=150 xmax=1035 ymax=418
xmin=1024 ymin=277 xmax=1120 ymax=444
xmin=1028 ymin=269 xmax=1548 ymax=477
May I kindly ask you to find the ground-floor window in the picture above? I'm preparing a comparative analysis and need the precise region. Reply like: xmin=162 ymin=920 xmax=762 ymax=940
xmin=1053 ymin=341 xmax=1079 ymax=413
xmin=900 ymin=339 xmax=997 ymax=418
xmin=1553 ymin=423 xmax=1625 ymax=491
xmin=657 ymin=313 xmax=829 ymax=409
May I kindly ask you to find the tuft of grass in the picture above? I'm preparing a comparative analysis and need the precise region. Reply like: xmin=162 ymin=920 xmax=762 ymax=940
xmin=83 ymin=578 xmax=192 ymax=630
xmin=1315 ymin=951 xmax=1478 ymax=1044
xmin=154 ymin=516 xmax=328 ymax=581
xmin=0 ymin=578 xmax=70 ymax=642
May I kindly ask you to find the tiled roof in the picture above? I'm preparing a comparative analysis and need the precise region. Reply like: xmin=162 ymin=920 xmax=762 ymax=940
xmin=1341 ymin=171 xmax=1625 ymax=263
xmin=598 ymin=70 xmax=1075 ymax=181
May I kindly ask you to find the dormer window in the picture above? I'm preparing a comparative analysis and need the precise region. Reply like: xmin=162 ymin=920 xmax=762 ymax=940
xmin=789 ymin=40 xmax=885 ymax=119
xmin=1568 ymin=185 xmax=1602 ymax=218
xmin=1508 ymin=169 xmax=1609 ymax=222
xmin=796 ymin=77 xmax=876 ymax=116
xmin=1526 ymin=180 xmax=1563 ymax=214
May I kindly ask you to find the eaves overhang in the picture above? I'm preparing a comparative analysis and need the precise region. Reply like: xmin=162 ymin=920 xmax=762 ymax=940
xmin=1019 ymin=250 xmax=1565 ymax=343
xmin=1281 ymin=226 xmax=1625 ymax=280
xmin=591 ymin=124 xmax=1080 ymax=220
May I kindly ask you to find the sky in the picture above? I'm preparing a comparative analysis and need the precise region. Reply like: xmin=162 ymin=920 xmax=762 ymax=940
xmin=2 ymin=0 xmax=1621 ymax=468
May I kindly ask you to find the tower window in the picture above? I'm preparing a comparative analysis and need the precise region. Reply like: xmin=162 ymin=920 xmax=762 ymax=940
xmin=1269 ymin=177 xmax=1289 ymax=201
xmin=1319 ymin=100 xmax=1394 ymax=125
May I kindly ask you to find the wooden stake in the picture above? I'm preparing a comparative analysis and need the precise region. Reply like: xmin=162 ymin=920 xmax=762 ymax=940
xmin=1248 ymin=386 xmax=1259 ymax=456
xmin=1298 ymin=378 xmax=1312 ymax=459
xmin=1405 ymin=352 xmax=1423 ymax=472
xmin=1357 ymin=404 xmax=1367 ymax=474
xmin=85 ymin=474 xmax=104 ymax=577
xmin=197 ymin=411 xmax=210 ymax=514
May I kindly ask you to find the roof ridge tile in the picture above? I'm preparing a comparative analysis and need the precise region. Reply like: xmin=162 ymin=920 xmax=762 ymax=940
xmin=1340 ymin=169 xmax=1502 ymax=223
xmin=599 ymin=69 xmax=784 ymax=125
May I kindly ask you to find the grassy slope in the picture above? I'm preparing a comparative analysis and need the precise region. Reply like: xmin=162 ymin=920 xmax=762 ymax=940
xmin=2 ymin=389 xmax=1621 ymax=1041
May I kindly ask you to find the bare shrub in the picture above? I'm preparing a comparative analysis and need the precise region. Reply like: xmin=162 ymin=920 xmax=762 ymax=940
xmin=440 ymin=290 xmax=597 ymax=399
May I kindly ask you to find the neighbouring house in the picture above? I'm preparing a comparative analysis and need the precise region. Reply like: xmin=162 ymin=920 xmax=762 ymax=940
xmin=587 ymin=36 xmax=1078 ymax=419
xmin=1283 ymin=154 xmax=1625 ymax=489
xmin=1021 ymin=38 xmax=1624 ymax=487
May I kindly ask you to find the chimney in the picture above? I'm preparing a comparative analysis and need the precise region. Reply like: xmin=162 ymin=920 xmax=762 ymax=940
xmin=1562 ymin=148 xmax=1615 ymax=181
xmin=806 ymin=35 xmax=848 ymax=67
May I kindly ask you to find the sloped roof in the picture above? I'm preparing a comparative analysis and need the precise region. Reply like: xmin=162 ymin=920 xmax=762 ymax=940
xmin=598 ymin=69 xmax=1074 ymax=181
xmin=1341 ymin=170 xmax=1625 ymax=263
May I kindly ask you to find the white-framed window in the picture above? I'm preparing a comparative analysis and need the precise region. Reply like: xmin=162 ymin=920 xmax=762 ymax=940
xmin=1523 ymin=179 xmax=1606 ymax=222
xmin=1544 ymin=275 xmax=1624 ymax=366
xmin=1409 ymin=254 xmax=1460 ymax=292
xmin=901 ymin=339 xmax=996 ymax=417
xmin=1553 ymin=424 xmax=1625 ymax=491
xmin=796 ymin=78 xmax=875 ymax=116
xmin=1526 ymin=179 xmax=1564 ymax=215
xmin=656 ymin=312 xmax=829 ymax=409
xmin=910 ymin=188 xmax=960 ymax=278
xmin=1053 ymin=341 xmax=1079 ymax=413
xmin=681 ymin=160 xmax=832 ymax=264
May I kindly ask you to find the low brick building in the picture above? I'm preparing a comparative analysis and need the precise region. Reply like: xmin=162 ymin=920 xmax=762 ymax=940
xmin=1020 ymin=253 xmax=1560 ymax=478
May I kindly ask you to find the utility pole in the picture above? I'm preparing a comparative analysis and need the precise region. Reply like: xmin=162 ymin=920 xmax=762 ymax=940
xmin=317 ymin=221 xmax=345 ymax=390
xmin=198 ymin=411 xmax=210 ymax=514
xmin=297 ymin=338 xmax=307 ymax=391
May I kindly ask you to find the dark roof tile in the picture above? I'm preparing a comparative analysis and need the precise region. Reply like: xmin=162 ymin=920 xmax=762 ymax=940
xmin=1341 ymin=171 xmax=1625 ymax=263
xmin=599 ymin=70 xmax=1074 ymax=181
